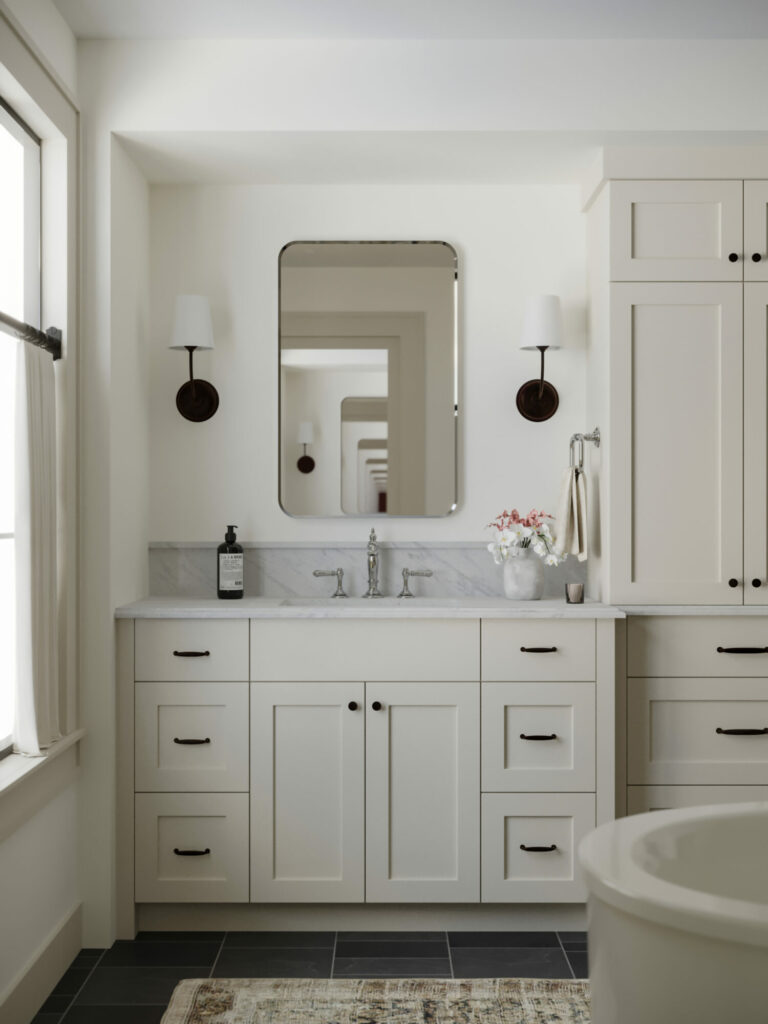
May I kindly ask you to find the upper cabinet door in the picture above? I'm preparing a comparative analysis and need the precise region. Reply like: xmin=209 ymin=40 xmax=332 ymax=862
xmin=744 ymin=284 xmax=768 ymax=604
xmin=610 ymin=181 xmax=743 ymax=282
xmin=365 ymin=682 xmax=479 ymax=903
xmin=609 ymin=283 xmax=744 ymax=604
xmin=744 ymin=182 xmax=768 ymax=282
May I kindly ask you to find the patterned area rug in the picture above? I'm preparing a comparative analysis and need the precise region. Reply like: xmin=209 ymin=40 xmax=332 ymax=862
xmin=160 ymin=977 xmax=591 ymax=1023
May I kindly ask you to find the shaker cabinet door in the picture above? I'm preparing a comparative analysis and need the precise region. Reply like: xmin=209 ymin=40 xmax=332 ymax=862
xmin=250 ymin=682 xmax=365 ymax=902
xmin=744 ymin=284 xmax=768 ymax=604
xmin=365 ymin=682 xmax=479 ymax=903
xmin=744 ymin=182 xmax=768 ymax=282
xmin=608 ymin=283 xmax=743 ymax=604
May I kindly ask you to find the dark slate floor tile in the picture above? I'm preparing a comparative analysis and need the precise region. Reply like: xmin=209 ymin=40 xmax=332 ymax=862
xmin=448 ymin=931 xmax=559 ymax=948
xmin=74 ymin=967 xmax=203 ymax=1005
xmin=567 ymin=951 xmax=589 ymax=978
xmin=224 ymin=931 xmax=335 ymax=949
xmin=101 ymin=940 xmax=220 ymax=967
xmin=63 ymin=1007 xmax=167 ymax=1024
xmin=212 ymin=947 xmax=333 ymax=978
xmin=450 ymin=946 xmax=572 ymax=979
xmin=335 ymin=940 xmax=447 ymax=958
xmin=135 ymin=931 xmax=225 ymax=943
xmin=559 ymin=931 xmax=588 ymax=949
xmin=52 ymin=967 xmax=92 ymax=996
xmin=338 ymin=931 xmax=445 ymax=942
xmin=30 ymin=1015 xmax=62 ymax=1024
xmin=38 ymin=995 xmax=72 ymax=1014
xmin=69 ymin=955 xmax=101 ymax=970
xmin=79 ymin=949 xmax=106 ymax=956
xmin=333 ymin=957 xmax=451 ymax=978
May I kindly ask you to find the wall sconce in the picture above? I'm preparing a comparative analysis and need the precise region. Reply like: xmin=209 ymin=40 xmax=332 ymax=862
xmin=169 ymin=294 xmax=219 ymax=422
xmin=297 ymin=421 xmax=316 ymax=473
xmin=516 ymin=294 xmax=563 ymax=422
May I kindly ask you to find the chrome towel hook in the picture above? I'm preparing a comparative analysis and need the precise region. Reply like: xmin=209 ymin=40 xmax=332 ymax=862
xmin=569 ymin=427 xmax=601 ymax=472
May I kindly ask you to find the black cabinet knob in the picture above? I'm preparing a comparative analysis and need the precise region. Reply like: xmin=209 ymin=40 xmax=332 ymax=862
xmin=752 ymin=579 xmax=762 ymax=588
xmin=752 ymin=253 xmax=763 ymax=263
xmin=348 ymin=701 xmax=358 ymax=711
xmin=728 ymin=253 xmax=739 ymax=262
xmin=371 ymin=701 xmax=383 ymax=711
xmin=729 ymin=578 xmax=739 ymax=588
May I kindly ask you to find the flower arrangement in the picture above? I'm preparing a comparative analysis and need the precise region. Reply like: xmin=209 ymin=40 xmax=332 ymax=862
xmin=487 ymin=508 xmax=565 ymax=567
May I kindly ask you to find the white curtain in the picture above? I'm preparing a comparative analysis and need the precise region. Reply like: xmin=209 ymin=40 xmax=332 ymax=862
xmin=14 ymin=342 xmax=60 ymax=756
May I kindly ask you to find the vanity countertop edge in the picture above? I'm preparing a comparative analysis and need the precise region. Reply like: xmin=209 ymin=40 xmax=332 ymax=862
xmin=114 ymin=596 xmax=626 ymax=619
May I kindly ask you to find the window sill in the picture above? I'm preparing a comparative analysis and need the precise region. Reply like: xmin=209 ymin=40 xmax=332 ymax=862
xmin=0 ymin=728 xmax=84 ymax=843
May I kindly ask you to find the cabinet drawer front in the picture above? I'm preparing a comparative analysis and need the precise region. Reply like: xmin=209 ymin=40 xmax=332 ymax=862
xmin=481 ymin=793 xmax=594 ymax=903
xmin=610 ymin=180 xmax=743 ymax=282
xmin=135 ymin=619 xmax=248 ymax=681
xmin=481 ymin=683 xmax=595 ymax=792
xmin=251 ymin=619 xmax=479 ymax=682
xmin=628 ymin=617 xmax=768 ymax=677
xmin=628 ymin=678 xmax=768 ymax=785
xmin=135 ymin=793 xmax=249 ymax=902
xmin=135 ymin=683 xmax=249 ymax=792
xmin=627 ymin=785 xmax=768 ymax=815
xmin=481 ymin=620 xmax=595 ymax=681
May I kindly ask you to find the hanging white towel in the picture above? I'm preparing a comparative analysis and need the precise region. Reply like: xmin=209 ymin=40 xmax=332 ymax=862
xmin=553 ymin=467 xmax=588 ymax=562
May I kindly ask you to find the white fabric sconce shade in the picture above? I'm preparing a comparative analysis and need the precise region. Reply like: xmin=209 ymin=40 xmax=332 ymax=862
xmin=297 ymin=421 xmax=314 ymax=445
xmin=516 ymin=294 xmax=563 ymax=421
xmin=169 ymin=294 xmax=215 ymax=351
xmin=169 ymin=294 xmax=219 ymax=421
xmin=519 ymin=294 xmax=563 ymax=351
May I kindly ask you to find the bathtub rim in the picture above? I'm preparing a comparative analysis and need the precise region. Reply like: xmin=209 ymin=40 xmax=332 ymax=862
xmin=578 ymin=801 xmax=768 ymax=950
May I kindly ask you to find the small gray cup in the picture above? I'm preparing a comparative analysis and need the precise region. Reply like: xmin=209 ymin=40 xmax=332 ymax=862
xmin=565 ymin=583 xmax=584 ymax=604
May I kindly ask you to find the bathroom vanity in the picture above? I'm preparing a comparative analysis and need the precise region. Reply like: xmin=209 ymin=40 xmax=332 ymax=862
xmin=114 ymin=599 xmax=622 ymax=937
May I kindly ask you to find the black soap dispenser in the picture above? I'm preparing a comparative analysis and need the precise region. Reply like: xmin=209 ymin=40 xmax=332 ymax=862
xmin=217 ymin=525 xmax=244 ymax=599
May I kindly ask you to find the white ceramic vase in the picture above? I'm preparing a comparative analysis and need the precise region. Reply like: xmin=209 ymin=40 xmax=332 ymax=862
xmin=502 ymin=546 xmax=544 ymax=600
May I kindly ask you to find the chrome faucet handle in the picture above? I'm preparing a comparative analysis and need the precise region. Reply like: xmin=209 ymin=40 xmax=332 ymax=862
xmin=398 ymin=567 xmax=433 ymax=598
xmin=312 ymin=568 xmax=348 ymax=598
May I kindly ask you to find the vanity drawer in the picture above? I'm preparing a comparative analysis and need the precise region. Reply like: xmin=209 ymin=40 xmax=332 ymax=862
xmin=481 ymin=793 xmax=594 ymax=902
xmin=481 ymin=620 xmax=595 ymax=681
xmin=135 ymin=619 xmax=249 ymax=681
xmin=627 ymin=785 xmax=768 ymax=815
xmin=628 ymin=617 xmax=768 ymax=677
xmin=628 ymin=677 xmax=768 ymax=785
xmin=250 ymin=619 xmax=479 ymax=682
xmin=135 ymin=683 xmax=249 ymax=792
xmin=135 ymin=793 xmax=249 ymax=902
xmin=481 ymin=683 xmax=595 ymax=792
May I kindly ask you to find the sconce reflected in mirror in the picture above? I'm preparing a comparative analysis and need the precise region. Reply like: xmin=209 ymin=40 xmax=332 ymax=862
xmin=169 ymin=294 xmax=219 ymax=422
xmin=516 ymin=294 xmax=563 ymax=422
xmin=297 ymin=421 xmax=316 ymax=473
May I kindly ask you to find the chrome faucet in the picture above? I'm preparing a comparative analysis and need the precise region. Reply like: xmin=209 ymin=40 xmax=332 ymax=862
xmin=363 ymin=528 xmax=383 ymax=598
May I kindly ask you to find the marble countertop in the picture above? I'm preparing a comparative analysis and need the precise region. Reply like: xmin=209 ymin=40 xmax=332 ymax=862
xmin=114 ymin=596 xmax=626 ymax=620
xmin=619 ymin=605 xmax=768 ymax=615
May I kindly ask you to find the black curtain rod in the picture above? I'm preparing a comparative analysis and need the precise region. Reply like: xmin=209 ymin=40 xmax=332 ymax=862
xmin=0 ymin=311 xmax=62 ymax=360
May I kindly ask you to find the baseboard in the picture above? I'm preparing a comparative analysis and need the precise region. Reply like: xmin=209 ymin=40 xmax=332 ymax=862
xmin=0 ymin=903 xmax=82 ymax=1024
xmin=136 ymin=903 xmax=587 ymax=934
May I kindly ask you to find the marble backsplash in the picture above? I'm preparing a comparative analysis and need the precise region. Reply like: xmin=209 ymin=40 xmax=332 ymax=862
xmin=149 ymin=542 xmax=587 ymax=601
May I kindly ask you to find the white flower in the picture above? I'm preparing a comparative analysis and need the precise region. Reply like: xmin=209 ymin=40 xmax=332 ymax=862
xmin=539 ymin=522 xmax=552 ymax=538
xmin=533 ymin=541 xmax=546 ymax=557
xmin=545 ymin=553 xmax=560 ymax=566
xmin=519 ymin=525 xmax=534 ymax=540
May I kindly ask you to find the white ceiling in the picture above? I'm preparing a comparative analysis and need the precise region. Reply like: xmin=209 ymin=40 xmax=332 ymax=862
xmin=53 ymin=0 xmax=768 ymax=40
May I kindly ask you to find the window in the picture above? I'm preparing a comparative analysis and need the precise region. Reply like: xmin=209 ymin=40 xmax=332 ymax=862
xmin=0 ymin=99 xmax=41 ymax=755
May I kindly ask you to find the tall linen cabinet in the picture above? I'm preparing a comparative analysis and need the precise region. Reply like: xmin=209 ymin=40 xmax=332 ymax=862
xmin=586 ymin=178 xmax=768 ymax=605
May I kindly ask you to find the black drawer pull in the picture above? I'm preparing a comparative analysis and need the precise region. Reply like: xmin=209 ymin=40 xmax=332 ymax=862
xmin=716 ymin=727 xmax=768 ymax=736
xmin=520 ymin=733 xmax=558 ymax=741
xmin=173 ymin=848 xmax=211 ymax=856
xmin=716 ymin=647 xmax=768 ymax=654
xmin=520 ymin=844 xmax=558 ymax=852
xmin=173 ymin=737 xmax=211 ymax=745
xmin=173 ymin=650 xmax=210 ymax=657
xmin=520 ymin=646 xmax=558 ymax=654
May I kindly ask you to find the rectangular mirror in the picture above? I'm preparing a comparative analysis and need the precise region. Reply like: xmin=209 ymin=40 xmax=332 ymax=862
xmin=279 ymin=241 xmax=458 ymax=517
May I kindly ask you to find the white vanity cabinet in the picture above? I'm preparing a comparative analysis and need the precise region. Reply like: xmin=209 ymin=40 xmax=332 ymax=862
xmin=589 ymin=176 xmax=768 ymax=604
xmin=626 ymin=615 xmax=768 ymax=813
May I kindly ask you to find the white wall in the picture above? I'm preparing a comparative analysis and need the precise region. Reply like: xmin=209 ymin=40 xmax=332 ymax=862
xmin=0 ymin=785 xmax=79 ymax=999
xmin=148 ymin=182 xmax=587 ymax=540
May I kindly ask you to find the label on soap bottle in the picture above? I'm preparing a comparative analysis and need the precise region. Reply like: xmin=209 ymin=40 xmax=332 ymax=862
xmin=219 ymin=553 xmax=243 ymax=591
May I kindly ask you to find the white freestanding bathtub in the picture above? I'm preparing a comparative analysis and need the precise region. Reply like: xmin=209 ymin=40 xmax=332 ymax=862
xmin=578 ymin=802 xmax=768 ymax=1024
